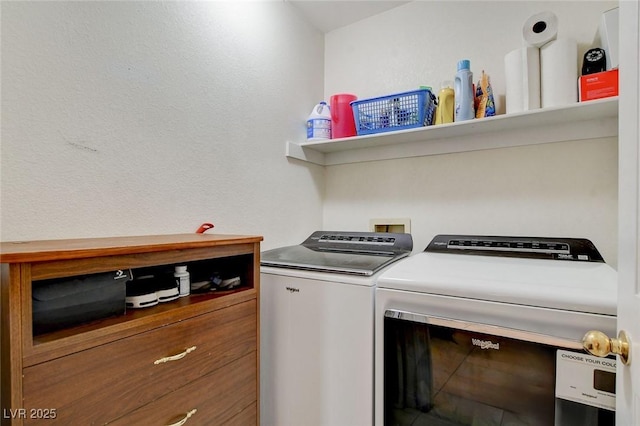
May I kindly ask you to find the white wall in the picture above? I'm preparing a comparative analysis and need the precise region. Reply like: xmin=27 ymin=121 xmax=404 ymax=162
xmin=0 ymin=0 xmax=620 ymax=265
xmin=0 ymin=1 xmax=325 ymax=250
xmin=323 ymin=1 xmax=619 ymax=265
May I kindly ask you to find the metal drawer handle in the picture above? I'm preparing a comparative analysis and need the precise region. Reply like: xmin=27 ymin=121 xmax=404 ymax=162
xmin=166 ymin=409 xmax=197 ymax=426
xmin=154 ymin=346 xmax=197 ymax=365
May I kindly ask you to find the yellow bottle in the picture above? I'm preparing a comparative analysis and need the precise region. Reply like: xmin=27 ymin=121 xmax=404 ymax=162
xmin=435 ymin=82 xmax=455 ymax=125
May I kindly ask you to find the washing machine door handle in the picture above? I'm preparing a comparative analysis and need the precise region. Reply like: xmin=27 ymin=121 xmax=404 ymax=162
xmin=385 ymin=309 xmax=584 ymax=350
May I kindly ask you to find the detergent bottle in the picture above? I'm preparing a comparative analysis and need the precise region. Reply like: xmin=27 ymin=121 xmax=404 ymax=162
xmin=454 ymin=60 xmax=475 ymax=121
xmin=306 ymin=102 xmax=331 ymax=141
xmin=435 ymin=81 xmax=455 ymax=124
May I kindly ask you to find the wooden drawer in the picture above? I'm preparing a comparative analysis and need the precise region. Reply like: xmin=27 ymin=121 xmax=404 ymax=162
xmin=107 ymin=352 xmax=257 ymax=425
xmin=226 ymin=402 xmax=257 ymax=426
xmin=22 ymin=300 xmax=257 ymax=425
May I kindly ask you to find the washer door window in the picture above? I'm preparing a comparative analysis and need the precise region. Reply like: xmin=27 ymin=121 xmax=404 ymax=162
xmin=383 ymin=312 xmax=615 ymax=426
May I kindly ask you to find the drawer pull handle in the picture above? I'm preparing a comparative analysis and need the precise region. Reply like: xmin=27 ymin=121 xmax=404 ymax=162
xmin=154 ymin=346 xmax=197 ymax=365
xmin=167 ymin=409 xmax=197 ymax=426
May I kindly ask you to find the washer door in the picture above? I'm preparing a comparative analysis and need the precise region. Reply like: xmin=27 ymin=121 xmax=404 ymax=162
xmin=261 ymin=244 xmax=401 ymax=275
xmin=383 ymin=310 xmax=615 ymax=426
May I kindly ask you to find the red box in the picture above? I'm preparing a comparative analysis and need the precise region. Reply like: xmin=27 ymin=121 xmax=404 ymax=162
xmin=579 ymin=69 xmax=619 ymax=102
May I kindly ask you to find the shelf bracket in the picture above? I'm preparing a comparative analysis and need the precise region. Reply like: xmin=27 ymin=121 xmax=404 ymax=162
xmin=285 ymin=141 xmax=326 ymax=166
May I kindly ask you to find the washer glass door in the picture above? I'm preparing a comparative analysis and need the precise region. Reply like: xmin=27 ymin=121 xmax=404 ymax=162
xmin=383 ymin=311 xmax=616 ymax=426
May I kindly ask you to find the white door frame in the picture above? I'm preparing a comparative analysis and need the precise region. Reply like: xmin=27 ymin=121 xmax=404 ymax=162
xmin=616 ymin=0 xmax=640 ymax=424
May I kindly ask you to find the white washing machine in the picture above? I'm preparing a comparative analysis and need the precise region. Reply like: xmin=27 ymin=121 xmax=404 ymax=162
xmin=374 ymin=234 xmax=618 ymax=426
xmin=260 ymin=231 xmax=413 ymax=426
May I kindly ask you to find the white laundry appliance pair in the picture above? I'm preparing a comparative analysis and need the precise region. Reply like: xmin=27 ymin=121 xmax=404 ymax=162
xmin=260 ymin=232 xmax=618 ymax=426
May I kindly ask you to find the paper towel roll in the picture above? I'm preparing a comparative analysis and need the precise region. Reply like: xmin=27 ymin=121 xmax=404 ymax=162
xmin=523 ymin=11 xmax=558 ymax=47
xmin=504 ymin=46 xmax=541 ymax=114
xmin=541 ymin=38 xmax=578 ymax=108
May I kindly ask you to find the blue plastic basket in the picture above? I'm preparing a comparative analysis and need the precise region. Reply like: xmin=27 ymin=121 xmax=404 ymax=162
xmin=351 ymin=88 xmax=436 ymax=136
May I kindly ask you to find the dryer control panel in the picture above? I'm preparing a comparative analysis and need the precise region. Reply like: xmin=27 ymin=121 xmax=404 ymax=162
xmin=425 ymin=234 xmax=605 ymax=262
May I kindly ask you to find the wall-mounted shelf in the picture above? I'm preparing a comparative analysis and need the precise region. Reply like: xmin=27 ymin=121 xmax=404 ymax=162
xmin=286 ymin=97 xmax=618 ymax=166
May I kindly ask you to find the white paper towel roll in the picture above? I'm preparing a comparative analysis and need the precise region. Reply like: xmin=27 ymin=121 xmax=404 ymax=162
xmin=541 ymin=38 xmax=578 ymax=108
xmin=523 ymin=11 xmax=558 ymax=47
xmin=504 ymin=46 xmax=541 ymax=114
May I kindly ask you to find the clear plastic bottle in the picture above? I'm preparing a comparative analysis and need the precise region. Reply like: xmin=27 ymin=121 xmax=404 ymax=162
xmin=306 ymin=101 xmax=331 ymax=141
xmin=174 ymin=266 xmax=190 ymax=297
xmin=454 ymin=60 xmax=475 ymax=121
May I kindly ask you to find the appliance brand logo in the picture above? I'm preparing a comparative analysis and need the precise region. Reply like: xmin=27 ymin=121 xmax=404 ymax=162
xmin=472 ymin=338 xmax=500 ymax=350
xmin=285 ymin=287 xmax=300 ymax=293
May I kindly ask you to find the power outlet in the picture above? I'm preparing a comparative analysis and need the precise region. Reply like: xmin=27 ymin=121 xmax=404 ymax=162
xmin=369 ymin=218 xmax=411 ymax=234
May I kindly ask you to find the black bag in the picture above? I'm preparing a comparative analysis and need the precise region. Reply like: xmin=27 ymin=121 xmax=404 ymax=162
xmin=32 ymin=269 xmax=130 ymax=335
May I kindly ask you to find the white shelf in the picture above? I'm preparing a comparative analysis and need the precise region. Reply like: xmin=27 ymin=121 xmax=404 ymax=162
xmin=286 ymin=97 xmax=618 ymax=166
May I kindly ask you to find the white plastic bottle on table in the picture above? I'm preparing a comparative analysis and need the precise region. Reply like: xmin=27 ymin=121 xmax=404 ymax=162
xmin=306 ymin=101 xmax=331 ymax=141
xmin=174 ymin=266 xmax=190 ymax=297
xmin=454 ymin=59 xmax=475 ymax=121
